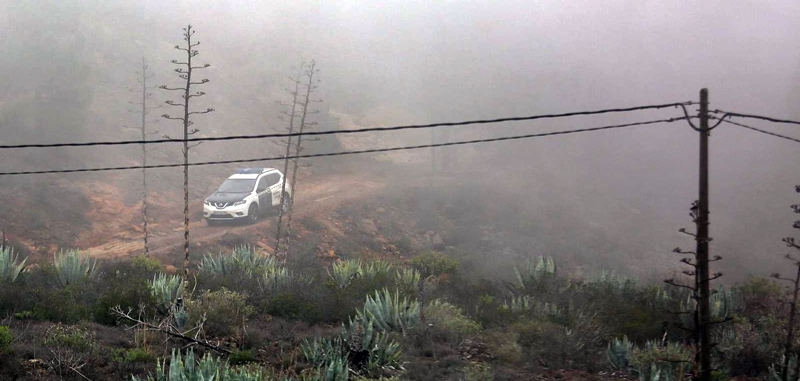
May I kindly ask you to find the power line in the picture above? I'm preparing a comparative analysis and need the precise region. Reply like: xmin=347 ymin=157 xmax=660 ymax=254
xmin=0 ymin=102 xmax=692 ymax=149
xmin=717 ymin=118 xmax=800 ymax=144
xmin=0 ymin=117 xmax=683 ymax=176
xmin=711 ymin=109 xmax=800 ymax=127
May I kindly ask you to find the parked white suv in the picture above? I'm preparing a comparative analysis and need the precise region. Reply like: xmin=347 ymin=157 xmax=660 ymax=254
xmin=203 ymin=168 xmax=292 ymax=225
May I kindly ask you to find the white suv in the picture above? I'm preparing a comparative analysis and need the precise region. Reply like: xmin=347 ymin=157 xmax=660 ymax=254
xmin=203 ymin=168 xmax=292 ymax=225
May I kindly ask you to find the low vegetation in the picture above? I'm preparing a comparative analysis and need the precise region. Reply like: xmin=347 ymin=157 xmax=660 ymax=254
xmin=0 ymin=241 xmax=795 ymax=381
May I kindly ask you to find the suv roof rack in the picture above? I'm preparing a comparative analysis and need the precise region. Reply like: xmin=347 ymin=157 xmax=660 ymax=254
xmin=235 ymin=168 xmax=268 ymax=174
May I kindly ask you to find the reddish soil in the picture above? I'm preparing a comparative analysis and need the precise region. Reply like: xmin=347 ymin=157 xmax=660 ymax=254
xmin=81 ymin=173 xmax=386 ymax=262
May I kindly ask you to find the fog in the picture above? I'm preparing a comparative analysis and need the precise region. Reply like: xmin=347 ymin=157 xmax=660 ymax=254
xmin=1 ymin=0 xmax=800 ymax=281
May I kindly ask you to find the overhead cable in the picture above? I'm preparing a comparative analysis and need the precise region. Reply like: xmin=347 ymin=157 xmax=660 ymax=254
xmin=0 ymin=102 xmax=693 ymax=149
xmin=0 ymin=117 xmax=684 ymax=176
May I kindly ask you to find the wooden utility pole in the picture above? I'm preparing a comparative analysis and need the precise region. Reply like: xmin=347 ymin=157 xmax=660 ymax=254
xmin=696 ymin=88 xmax=711 ymax=381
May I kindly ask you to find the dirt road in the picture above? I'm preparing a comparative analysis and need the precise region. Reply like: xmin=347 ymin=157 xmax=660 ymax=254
xmin=84 ymin=174 xmax=386 ymax=260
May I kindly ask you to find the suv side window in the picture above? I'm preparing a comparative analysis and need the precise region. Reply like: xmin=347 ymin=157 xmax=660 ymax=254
xmin=265 ymin=173 xmax=281 ymax=187
xmin=256 ymin=177 xmax=269 ymax=192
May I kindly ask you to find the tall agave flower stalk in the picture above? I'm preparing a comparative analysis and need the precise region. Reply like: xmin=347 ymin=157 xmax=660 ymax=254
xmin=0 ymin=247 xmax=27 ymax=283
xmin=53 ymin=249 xmax=98 ymax=287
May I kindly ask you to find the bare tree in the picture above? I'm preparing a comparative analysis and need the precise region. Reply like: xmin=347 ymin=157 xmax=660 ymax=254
xmin=281 ymin=60 xmax=321 ymax=257
xmin=273 ymin=64 xmax=305 ymax=253
xmin=160 ymin=25 xmax=214 ymax=278
xmin=773 ymin=186 xmax=800 ymax=381
xmin=665 ymin=200 xmax=725 ymax=381
xmin=124 ymin=57 xmax=160 ymax=257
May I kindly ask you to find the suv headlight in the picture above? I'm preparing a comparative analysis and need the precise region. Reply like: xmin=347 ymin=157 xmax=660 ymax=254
xmin=204 ymin=200 xmax=211 ymax=206
xmin=233 ymin=200 xmax=246 ymax=206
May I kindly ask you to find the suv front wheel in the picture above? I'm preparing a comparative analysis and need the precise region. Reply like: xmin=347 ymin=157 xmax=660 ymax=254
xmin=247 ymin=204 xmax=259 ymax=224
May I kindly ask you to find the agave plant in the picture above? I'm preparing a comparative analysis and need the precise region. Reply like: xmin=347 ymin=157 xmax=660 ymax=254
xmin=328 ymin=259 xmax=363 ymax=289
xmin=770 ymin=354 xmax=798 ymax=381
xmin=357 ymin=289 xmax=420 ymax=334
xmin=394 ymin=268 xmax=420 ymax=293
xmin=342 ymin=317 xmax=403 ymax=374
xmin=199 ymin=245 xmax=277 ymax=277
xmin=260 ymin=266 xmax=293 ymax=295
xmin=631 ymin=341 xmax=691 ymax=381
xmin=53 ymin=249 xmax=98 ymax=287
xmin=607 ymin=336 xmax=634 ymax=370
xmin=301 ymin=336 xmax=345 ymax=368
xmin=514 ymin=256 xmax=556 ymax=291
xmin=133 ymin=349 xmax=265 ymax=381
xmin=0 ymin=247 xmax=27 ymax=283
xmin=360 ymin=260 xmax=393 ymax=280
xmin=320 ymin=355 xmax=349 ymax=381
xmin=679 ymin=284 xmax=732 ymax=330
xmin=150 ymin=272 xmax=183 ymax=315
xmin=504 ymin=295 xmax=534 ymax=314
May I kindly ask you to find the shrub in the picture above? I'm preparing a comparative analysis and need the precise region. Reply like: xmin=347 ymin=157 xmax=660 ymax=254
xmin=512 ymin=311 xmax=606 ymax=370
xmin=264 ymin=292 xmax=323 ymax=323
xmin=630 ymin=341 xmax=692 ymax=381
xmin=425 ymin=300 xmax=481 ymax=344
xmin=131 ymin=255 xmax=163 ymax=273
xmin=53 ymin=249 xmax=98 ymax=287
xmin=187 ymin=288 xmax=255 ymax=339
xmin=42 ymin=324 xmax=98 ymax=375
xmin=463 ymin=362 xmax=494 ymax=381
xmin=0 ymin=326 xmax=11 ymax=353
xmin=93 ymin=260 xmax=159 ymax=325
xmin=475 ymin=295 xmax=514 ymax=328
xmin=0 ymin=247 xmax=27 ymax=283
xmin=32 ymin=280 xmax=96 ymax=323
xmin=411 ymin=251 xmax=459 ymax=278
xmin=229 ymin=350 xmax=257 ymax=365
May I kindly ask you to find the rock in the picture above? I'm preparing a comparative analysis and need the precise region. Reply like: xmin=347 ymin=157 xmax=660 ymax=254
xmin=358 ymin=219 xmax=378 ymax=234
xmin=256 ymin=240 xmax=274 ymax=254
xmin=375 ymin=207 xmax=386 ymax=213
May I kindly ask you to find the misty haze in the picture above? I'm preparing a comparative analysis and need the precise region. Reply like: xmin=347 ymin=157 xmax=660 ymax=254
xmin=1 ymin=1 xmax=800 ymax=381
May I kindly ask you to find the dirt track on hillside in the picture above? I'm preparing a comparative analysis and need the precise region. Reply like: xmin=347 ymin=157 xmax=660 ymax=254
xmin=84 ymin=174 xmax=386 ymax=260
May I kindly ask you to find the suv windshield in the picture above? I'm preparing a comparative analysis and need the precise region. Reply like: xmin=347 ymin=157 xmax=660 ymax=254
xmin=217 ymin=179 xmax=255 ymax=193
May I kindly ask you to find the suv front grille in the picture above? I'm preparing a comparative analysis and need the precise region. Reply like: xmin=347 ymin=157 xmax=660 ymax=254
xmin=214 ymin=202 xmax=229 ymax=209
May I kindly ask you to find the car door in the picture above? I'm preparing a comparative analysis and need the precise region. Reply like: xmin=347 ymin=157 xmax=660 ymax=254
xmin=267 ymin=173 xmax=283 ymax=207
xmin=256 ymin=176 xmax=270 ymax=209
